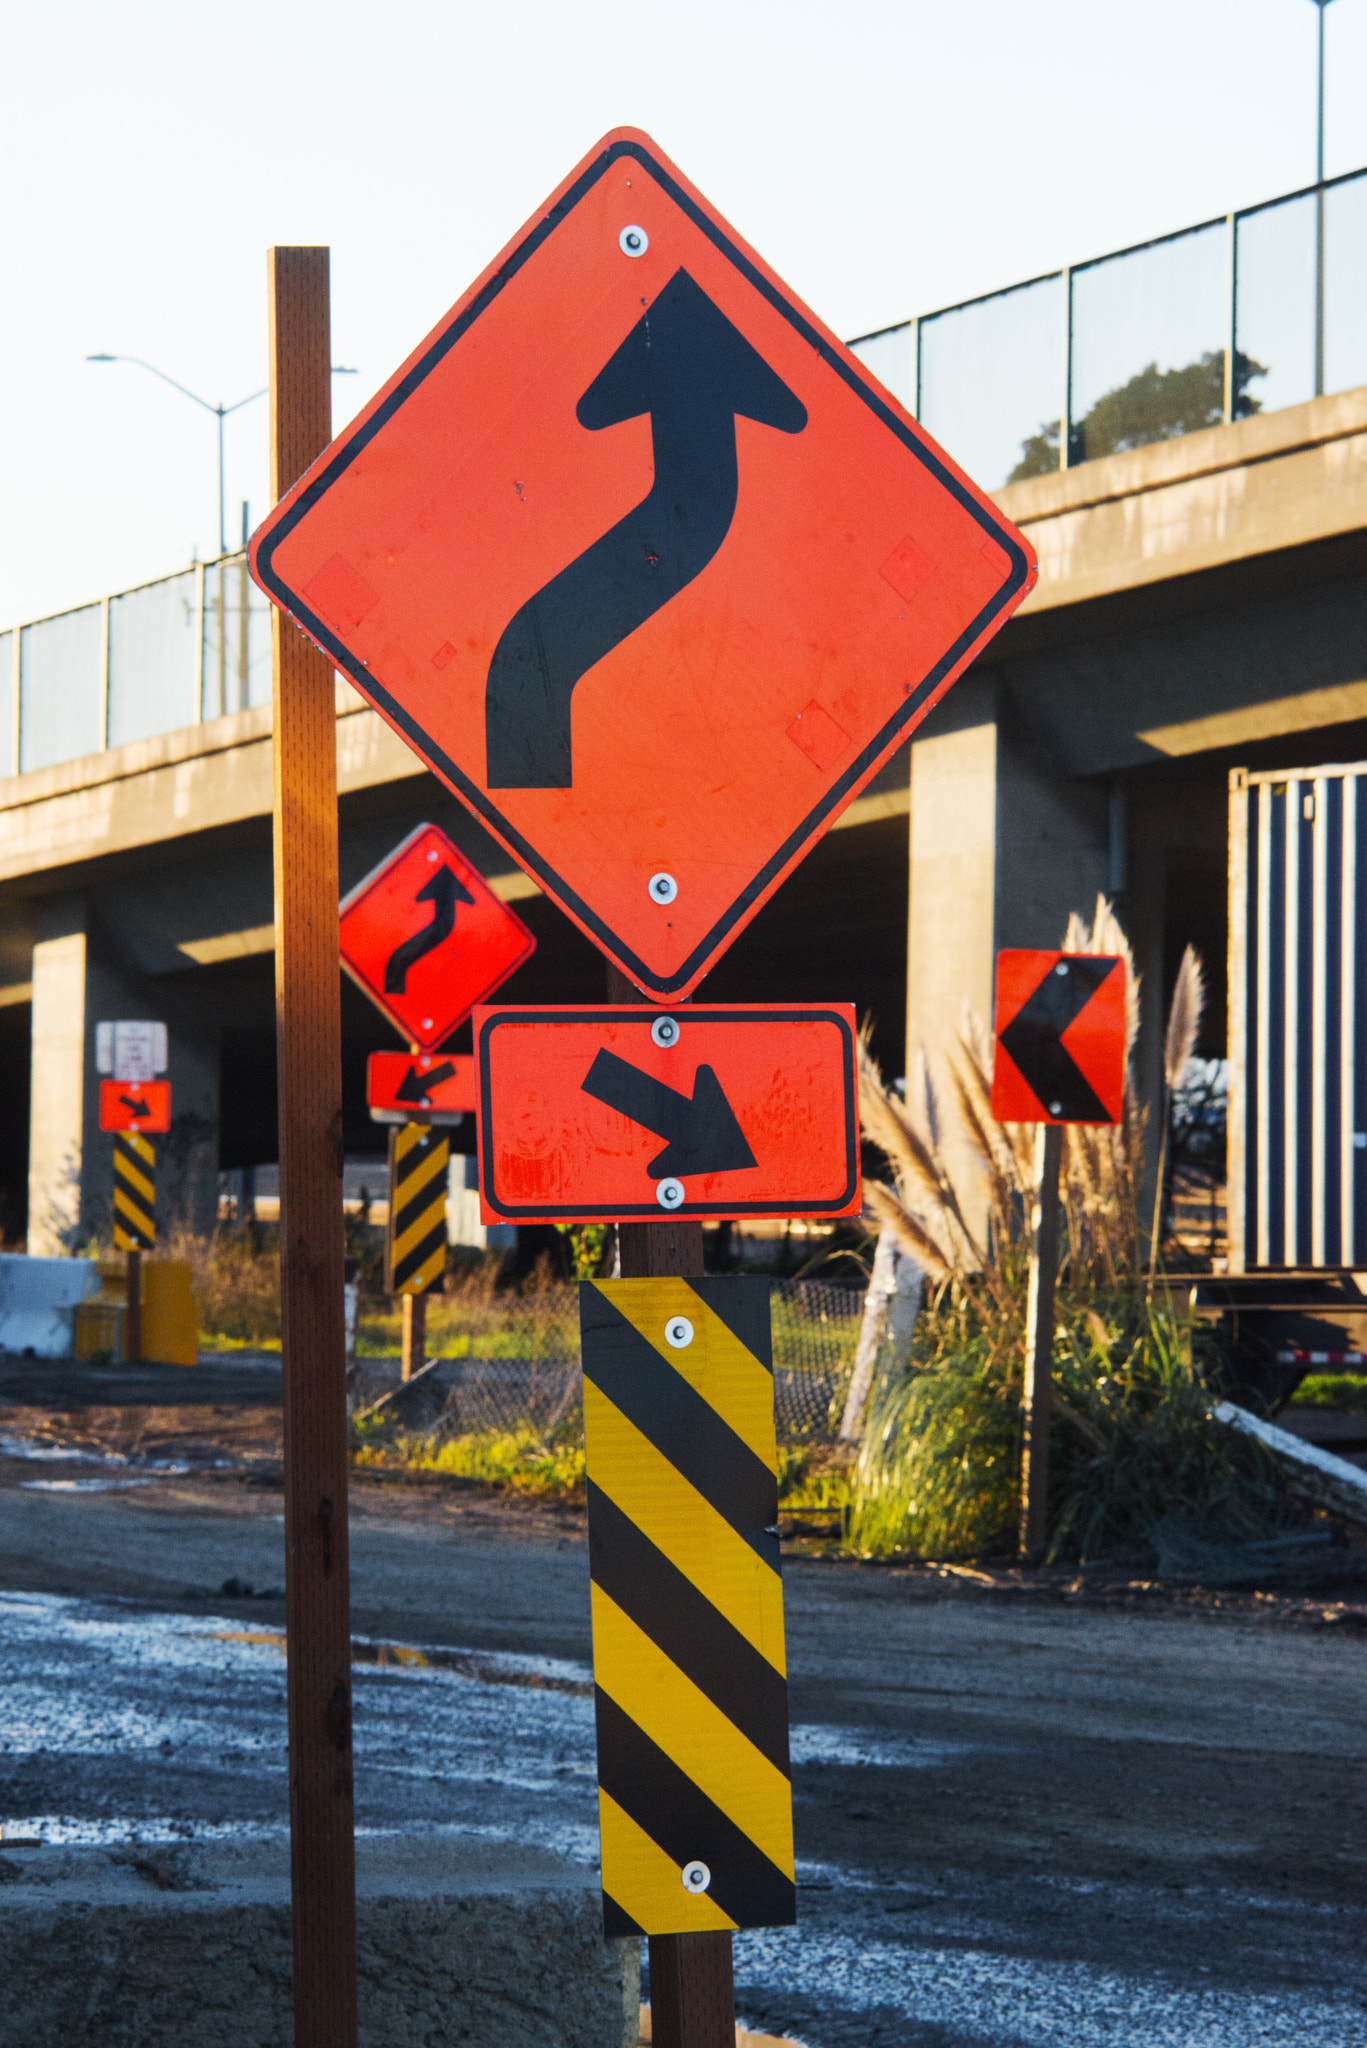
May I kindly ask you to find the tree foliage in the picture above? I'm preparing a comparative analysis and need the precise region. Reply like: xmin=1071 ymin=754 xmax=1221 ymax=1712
xmin=1009 ymin=349 xmax=1267 ymax=483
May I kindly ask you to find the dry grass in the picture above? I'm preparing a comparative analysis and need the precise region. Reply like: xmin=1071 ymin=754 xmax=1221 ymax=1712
xmin=848 ymin=899 xmax=1269 ymax=1562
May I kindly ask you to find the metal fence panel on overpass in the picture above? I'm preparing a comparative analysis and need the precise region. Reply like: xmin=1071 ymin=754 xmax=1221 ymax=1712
xmin=851 ymin=165 xmax=1367 ymax=491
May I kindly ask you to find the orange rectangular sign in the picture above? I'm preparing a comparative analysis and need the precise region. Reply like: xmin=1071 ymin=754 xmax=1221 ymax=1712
xmin=991 ymin=951 xmax=1126 ymax=1125
xmin=251 ymin=128 xmax=1036 ymax=1001
xmin=99 ymin=1079 xmax=172 ymax=1134
xmin=366 ymin=1050 xmax=477 ymax=1124
xmin=475 ymin=1005 xmax=859 ymax=1222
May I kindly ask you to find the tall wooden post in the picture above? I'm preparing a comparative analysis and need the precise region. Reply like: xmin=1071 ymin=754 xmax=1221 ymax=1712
xmin=124 ymin=1247 xmax=141 ymax=1363
xmin=1019 ymin=1120 xmax=1063 ymax=1563
xmin=401 ymin=1293 xmax=427 ymax=1382
xmin=268 ymin=245 xmax=358 ymax=2048
xmin=608 ymin=968 xmax=735 ymax=2048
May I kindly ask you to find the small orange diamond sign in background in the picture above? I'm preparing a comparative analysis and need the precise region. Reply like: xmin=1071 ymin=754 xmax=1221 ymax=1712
xmin=252 ymin=127 xmax=1037 ymax=999
xmin=991 ymin=951 xmax=1126 ymax=1126
xmin=339 ymin=823 xmax=535 ymax=1051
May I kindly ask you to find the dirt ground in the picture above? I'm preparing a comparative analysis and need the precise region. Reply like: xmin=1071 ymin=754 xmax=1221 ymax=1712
xmin=2 ymin=1356 xmax=1365 ymax=2044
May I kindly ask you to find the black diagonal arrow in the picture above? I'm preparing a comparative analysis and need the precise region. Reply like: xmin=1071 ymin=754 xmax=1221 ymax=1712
xmin=998 ymin=957 xmax=1119 ymax=1120
xmin=383 ymin=866 xmax=474 ymax=994
xmin=119 ymin=1092 xmax=152 ymax=1117
xmin=394 ymin=1060 xmax=458 ymax=1104
xmin=582 ymin=1050 xmax=758 ymax=1180
xmin=485 ymin=268 xmax=808 ymax=789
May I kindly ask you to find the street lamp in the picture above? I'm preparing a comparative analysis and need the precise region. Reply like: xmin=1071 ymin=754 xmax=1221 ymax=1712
xmin=1310 ymin=0 xmax=1338 ymax=397
xmin=85 ymin=354 xmax=358 ymax=557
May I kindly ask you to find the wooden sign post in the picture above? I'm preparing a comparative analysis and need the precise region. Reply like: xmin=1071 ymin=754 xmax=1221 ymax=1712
xmin=1019 ymin=1122 xmax=1063 ymax=1560
xmin=991 ymin=949 xmax=1127 ymax=1567
xmin=268 ymin=245 xmax=358 ymax=2048
xmin=606 ymin=970 xmax=736 ymax=2048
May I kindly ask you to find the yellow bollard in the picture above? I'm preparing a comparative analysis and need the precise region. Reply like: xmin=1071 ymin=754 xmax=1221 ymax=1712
xmin=140 ymin=1259 xmax=197 ymax=1367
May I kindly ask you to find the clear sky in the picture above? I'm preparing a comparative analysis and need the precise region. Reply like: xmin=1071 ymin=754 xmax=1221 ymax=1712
xmin=2 ymin=0 xmax=1365 ymax=627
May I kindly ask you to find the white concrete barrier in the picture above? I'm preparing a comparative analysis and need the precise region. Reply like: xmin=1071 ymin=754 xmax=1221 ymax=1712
xmin=0 ymin=1253 xmax=99 ymax=1358
xmin=0 ymin=1833 xmax=638 ymax=2047
xmin=1216 ymin=1398 xmax=1367 ymax=1526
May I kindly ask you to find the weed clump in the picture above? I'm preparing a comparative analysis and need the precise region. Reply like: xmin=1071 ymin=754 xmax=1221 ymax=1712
xmin=350 ymin=1419 xmax=586 ymax=1503
xmin=849 ymin=897 xmax=1279 ymax=1565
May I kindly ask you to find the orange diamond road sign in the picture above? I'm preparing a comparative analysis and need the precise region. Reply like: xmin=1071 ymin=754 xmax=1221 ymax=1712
xmin=252 ymin=128 xmax=1037 ymax=1000
xmin=366 ymin=1049 xmax=477 ymax=1125
xmin=339 ymin=823 xmax=534 ymax=1050
xmin=99 ymin=1079 xmax=172 ymax=1134
xmin=991 ymin=951 xmax=1126 ymax=1125
xmin=473 ymin=1003 xmax=858 ymax=1223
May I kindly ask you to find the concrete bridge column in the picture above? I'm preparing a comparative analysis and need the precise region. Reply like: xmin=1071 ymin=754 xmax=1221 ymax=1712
xmin=27 ymin=894 xmax=222 ymax=1253
xmin=906 ymin=679 xmax=1111 ymax=1069
xmin=905 ymin=678 xmax=1112 ymax=1217
xmin=28 ymin=895 xmax=91 ymax=1254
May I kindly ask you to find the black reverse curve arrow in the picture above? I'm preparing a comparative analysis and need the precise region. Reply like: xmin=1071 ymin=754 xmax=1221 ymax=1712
xmin=485 ymin=268 xmax=808 ymax=789
xmin=383 ymin=866 xmax=474 ymax=994
xmin=395 ymin=1060 xmax=458 ymax=1104
xmin=119 ymin=1093 xmax=152 ymax=1117
xmin=998 ymin=958 xmax=1119 ymax=1120
xmin=582 ymin=1049 xmax=758 ymax=1180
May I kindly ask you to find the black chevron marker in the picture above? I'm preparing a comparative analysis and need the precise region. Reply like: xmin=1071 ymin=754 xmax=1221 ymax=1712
xmin=383 ymin=866 xmax=474 ymax=994
xmin=485 ymin=268 xmax=807 ymax=789
xmin=581 ymin=1049 xmax=757 ymax=1179
xmin=998 ymin=957 xmax=1118 ymax=1121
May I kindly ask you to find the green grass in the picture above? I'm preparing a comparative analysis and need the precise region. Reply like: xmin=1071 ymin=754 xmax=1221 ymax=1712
xmin=1290 ymin=1372 xmax=1367 ymax=1412
xmin=844 ymin=1289 xmax=1281 ymax=1565
xmin=777 ymin=1444 xmax=852 ymax=1513
xmin=350 ymin=1419 xmax=586 ymax=1501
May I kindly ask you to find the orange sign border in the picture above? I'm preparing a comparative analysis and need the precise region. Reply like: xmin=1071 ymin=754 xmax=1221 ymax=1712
xmin=990 ymin=950 xmax=1126 ymax=1126
xmin=474 ymin=1003 xmax=860 ymax=1222
xmin=251 ymin=128 xmax=1036 ymax=1000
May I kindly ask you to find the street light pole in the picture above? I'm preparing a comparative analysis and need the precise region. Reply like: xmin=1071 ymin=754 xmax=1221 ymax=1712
xmin=85 ymin=355 xmax=265 ymax=557
xmin=86 ymin=353 xmax=357 ymax=557
xmin=1311 ymin=0 xmax=1336 ymax=398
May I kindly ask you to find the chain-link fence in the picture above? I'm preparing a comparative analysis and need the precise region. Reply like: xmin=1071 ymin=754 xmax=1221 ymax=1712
xmin=357 ymin=1278 xmax=864 ymax=1445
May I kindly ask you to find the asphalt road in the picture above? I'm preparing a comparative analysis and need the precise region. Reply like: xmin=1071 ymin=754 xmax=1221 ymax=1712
xmin=0 ymin=1436 xmax=1364 ymax=2046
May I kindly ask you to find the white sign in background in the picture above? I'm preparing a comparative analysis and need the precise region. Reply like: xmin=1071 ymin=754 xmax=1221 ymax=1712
xmin=95 ymin=1020 xmax=168 ymax=1085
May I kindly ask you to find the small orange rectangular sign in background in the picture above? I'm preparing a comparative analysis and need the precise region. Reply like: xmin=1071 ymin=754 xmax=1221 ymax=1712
xmin=475 ymin=1005 xmax=859 ymax=1222
xmin=991 ymin=951 xmax=1126 ymax=1125
xmin=366 ymin=1050 xmax=477 ymax=1124
xmin=99 ymin=1079 xmax=172 ymax=1134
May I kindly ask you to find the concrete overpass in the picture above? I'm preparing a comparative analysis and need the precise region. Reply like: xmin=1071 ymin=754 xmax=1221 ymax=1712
xmin=2 ymin=385 xmax=1364 ymax=1251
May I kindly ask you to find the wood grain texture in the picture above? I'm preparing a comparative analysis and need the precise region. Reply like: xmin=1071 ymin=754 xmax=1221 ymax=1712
xmin=607 ymin=966 xmax=730 ymax=2042
xmin=401 ymin=1292 xmax=426 ymax=1382
xmin=268 ymin=244 xmax=358 ymax=2048
xmin=648 ymin=1929 xmax=737 ymax=2048
xmin=1019 ymin=1120 xmax=1062 ymax=1563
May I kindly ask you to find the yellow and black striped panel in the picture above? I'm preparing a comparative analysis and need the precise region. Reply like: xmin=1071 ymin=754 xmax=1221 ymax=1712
xmin=579 ymin=1276 xmax=794 ymax=1939
xmin=386 ymin=1123 xmax=449 ymax=1294
xmin=112 ymin=1133 xmax=156 ymax=1251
